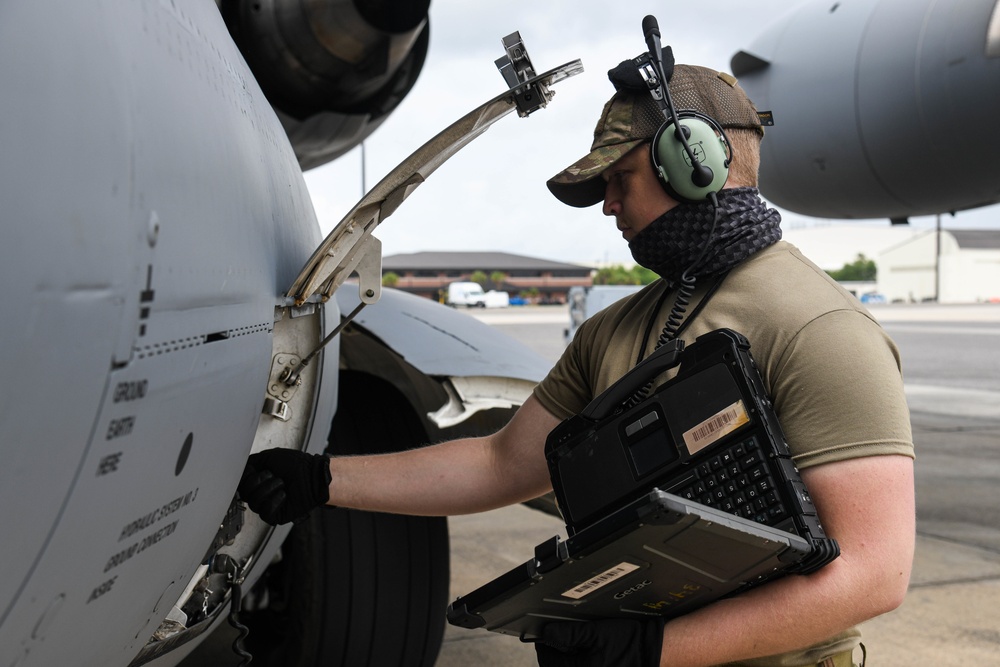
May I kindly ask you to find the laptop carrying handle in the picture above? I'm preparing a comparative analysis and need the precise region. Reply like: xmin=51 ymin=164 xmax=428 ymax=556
xmin=579 ymin=339 xmax=684 ymax=422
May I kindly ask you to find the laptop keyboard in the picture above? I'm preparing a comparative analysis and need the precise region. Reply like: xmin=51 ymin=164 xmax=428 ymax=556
xmin=671 ymin=435 xmax=788 ymax=526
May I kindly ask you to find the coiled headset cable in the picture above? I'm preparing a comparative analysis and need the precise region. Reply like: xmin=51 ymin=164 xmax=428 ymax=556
xmin=625 ymin=191 xmax=724 ymax=408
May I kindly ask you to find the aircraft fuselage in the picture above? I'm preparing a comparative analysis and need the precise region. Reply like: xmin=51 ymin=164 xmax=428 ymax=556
xmin=0 ymin=2 xmax=331 ymax=664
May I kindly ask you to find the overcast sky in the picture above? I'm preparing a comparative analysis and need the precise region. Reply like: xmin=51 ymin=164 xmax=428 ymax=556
xmin=302 ymin=0 xmax=1000 ymax=268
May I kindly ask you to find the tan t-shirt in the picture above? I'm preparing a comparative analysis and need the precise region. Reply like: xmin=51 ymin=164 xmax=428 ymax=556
xmin=533 ymin=240 xmax=914 ymax=665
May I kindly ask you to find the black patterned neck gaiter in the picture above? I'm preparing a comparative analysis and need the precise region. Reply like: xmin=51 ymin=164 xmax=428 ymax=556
xmin=628 ymin=187 xmax=782 ymax=283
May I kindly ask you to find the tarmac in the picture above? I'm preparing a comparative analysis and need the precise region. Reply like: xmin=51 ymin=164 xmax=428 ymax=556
xmin=437 ymin=505 xmax=1000 ymax=667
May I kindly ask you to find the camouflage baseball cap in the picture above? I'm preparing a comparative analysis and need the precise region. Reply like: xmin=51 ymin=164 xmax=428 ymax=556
xmin=547 ymin=64 xmax=764 ymax=208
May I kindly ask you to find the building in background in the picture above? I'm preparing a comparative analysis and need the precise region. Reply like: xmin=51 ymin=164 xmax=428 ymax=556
xmin=380 ymin=230 xmax=1000 ymax=306
xmin=781 ymin=224 xmax=923 ymax=271
xmin=878 ymin=229 xmax=1000 ymax=303
xmin=382 ymin=251 xmax=592 ymax=303
xmin=782 ymin=224 xmax=1000 ymax=304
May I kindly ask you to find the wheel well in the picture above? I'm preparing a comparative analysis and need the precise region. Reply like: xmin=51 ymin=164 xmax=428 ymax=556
xmin=336 ymin=324 xmax=521 ymax=443
xmin=328 ymin=369 xmax=430 ymax=456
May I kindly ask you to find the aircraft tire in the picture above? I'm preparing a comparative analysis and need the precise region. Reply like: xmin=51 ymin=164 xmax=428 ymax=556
xmin=244 ymin=371 xmax=449 ymax=667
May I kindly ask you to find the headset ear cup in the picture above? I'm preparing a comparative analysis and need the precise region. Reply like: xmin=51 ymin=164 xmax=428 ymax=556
xmin=650 ymin=111 xmax=731 ymax=203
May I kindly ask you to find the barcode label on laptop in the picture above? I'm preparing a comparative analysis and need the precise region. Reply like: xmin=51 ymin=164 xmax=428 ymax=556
xmin=683 ymin=400 xmax=750 ymax=455
xmin=561 ymin=562 xmax=640 ymax=600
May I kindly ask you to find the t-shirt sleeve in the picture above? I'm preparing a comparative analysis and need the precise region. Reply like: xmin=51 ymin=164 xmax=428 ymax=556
xmin=769 ymin=310 xmax=915 ymax=469
xmin=533 ymin=282 xmax=668 ymax=420
xmin=533 ymin=319 xmax=597 ymax=421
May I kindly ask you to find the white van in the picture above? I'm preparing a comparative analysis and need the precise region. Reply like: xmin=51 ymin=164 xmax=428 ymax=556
xmin=446 ymin=281 xmax=510 ymax=308
xmin=446 ymin=282 xmax=486 ymax=307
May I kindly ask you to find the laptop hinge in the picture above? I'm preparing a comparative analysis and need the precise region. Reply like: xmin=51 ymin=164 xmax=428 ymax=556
xmin=533 ymin=535 xmax=566 ymax=574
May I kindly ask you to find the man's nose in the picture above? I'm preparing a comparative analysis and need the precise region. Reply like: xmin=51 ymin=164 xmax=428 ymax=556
xmin=602 ymin=183 xmax=620 ymax=217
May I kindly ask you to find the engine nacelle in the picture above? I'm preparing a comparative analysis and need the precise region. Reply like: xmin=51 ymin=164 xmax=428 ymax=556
xmin=732 ymin=0 xmax=1000 ymax=221
xmin=222 ymin=0 xmax=430 ymax=169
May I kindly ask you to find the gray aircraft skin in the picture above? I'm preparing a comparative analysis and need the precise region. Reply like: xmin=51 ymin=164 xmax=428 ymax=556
xmin=731 ymin=0 xmax=1000 ymax=221
xmin=0 ymin=2 xmax=573 ymax=666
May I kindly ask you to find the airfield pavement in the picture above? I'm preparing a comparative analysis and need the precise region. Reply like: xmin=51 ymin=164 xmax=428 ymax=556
xmin=439 ymin=498 xmax=1000 ymax=666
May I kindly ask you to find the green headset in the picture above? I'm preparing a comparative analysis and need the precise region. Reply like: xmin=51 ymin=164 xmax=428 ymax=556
xmin=641 ymin=15 xmax=731 ymax=204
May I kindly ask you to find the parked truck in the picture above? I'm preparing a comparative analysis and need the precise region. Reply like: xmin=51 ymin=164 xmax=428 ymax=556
xmin=564 ymin=284 xmax=646 ymax=344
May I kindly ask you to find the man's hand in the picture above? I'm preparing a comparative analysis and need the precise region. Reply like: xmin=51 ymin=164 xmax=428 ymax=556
xmin=237 ymin=449 xmax=331 ymax=525
xmin=534 ymin=618 xmax=664 ymax=667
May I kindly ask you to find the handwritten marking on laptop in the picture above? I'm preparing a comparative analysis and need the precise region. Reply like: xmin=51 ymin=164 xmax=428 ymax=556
xmin=683 ymin=400 xmax=750 ymax=455
xmin=642 ymin=583 xmax=705 ymax=610
xmin=561 ymin=562 xmax=641 ymax=600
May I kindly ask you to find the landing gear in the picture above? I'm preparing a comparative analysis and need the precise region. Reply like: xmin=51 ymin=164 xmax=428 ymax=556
xmin=242 ymin=371 xmax=449 ymax=666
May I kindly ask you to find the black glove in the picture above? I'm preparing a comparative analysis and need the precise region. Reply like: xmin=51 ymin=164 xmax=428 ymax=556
xmin=534 ymin=618 xmax=665 ymax=667
xmin=237 ymin=449 xmax=332 ymax=525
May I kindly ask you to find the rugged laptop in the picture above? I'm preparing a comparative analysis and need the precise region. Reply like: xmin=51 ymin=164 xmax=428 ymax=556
xmin=446 ymin=329 xmax=838 ymax=639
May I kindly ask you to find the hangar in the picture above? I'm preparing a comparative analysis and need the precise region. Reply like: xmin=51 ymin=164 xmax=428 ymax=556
xmin=878 ymin=229 xmax=1000 ymax=303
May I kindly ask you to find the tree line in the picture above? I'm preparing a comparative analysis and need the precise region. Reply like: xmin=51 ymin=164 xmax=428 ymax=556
xmin=381 ymin=254 xmax=876 ymax=290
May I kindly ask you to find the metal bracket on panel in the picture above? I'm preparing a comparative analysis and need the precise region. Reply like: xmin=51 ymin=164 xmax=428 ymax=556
xmin=293 ymin=224 xmax=383 ymax=307
xmin=351 ymin=235 xmax=383 ymax=305
xmin=315 ymin=228 xmax=383 ymax=305
xmin=263 ymin=353 xmax=302 ymax=421
xmin=262 ymin=397 xmax=291 ymax=422
xmin=495 ymin=31 xmax=554 ymax=117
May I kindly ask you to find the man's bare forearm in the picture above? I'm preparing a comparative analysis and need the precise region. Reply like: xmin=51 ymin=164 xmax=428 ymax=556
xmin=657 ymin=455 xmax=915 ymax=666
xmin=327 ymin=395 xmax=560 ymax=516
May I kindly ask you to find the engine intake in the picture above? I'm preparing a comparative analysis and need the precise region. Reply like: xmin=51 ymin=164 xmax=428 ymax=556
xmin=222 ymin=0 xmax=430 ymax=169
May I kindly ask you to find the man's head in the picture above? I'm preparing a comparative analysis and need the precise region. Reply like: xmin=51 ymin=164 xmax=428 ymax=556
xmin=547 ymin=64 xmax=765 ymax=209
